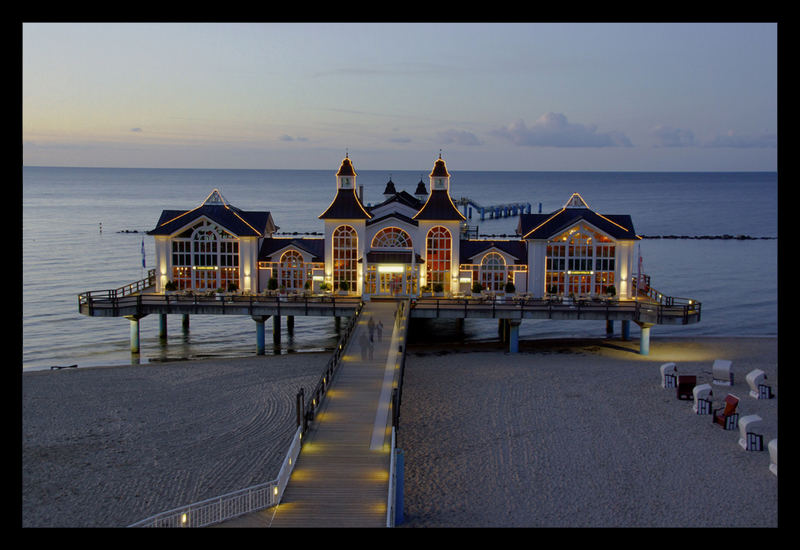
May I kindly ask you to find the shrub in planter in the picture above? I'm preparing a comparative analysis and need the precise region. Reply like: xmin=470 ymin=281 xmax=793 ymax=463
xmin=268 ymin=277 xmax=278 ymax=291
xmin=504 ymin=282 xmax=515 ymax=294
xmin=433 ymin=282 xmax=444 ymax=294
xmin=164 ymin=280 xmax=178 ymax=292
xmin=338 ymin=281 xmax=350 ymax=292
xmin=227 ymin=282 xmax=239 ymax=293
xmin=472 ymin=282 xmax=483 ymax=294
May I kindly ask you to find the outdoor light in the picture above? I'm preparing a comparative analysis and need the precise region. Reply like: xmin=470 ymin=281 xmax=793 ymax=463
xmin=181 ymin=513 xmax=188 ymax=525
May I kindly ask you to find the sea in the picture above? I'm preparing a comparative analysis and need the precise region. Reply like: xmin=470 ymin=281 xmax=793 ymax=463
xmin=21 ymin=167 xmax=779 ymax=372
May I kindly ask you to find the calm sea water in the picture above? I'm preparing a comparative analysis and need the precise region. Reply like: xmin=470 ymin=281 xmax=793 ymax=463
xmin=22 ymin=167 xmax=778 ymax=371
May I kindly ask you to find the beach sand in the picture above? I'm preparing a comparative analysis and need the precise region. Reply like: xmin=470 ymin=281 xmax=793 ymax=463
xmin=22 ymin=353 xmax=328 ymax=528
xmin=22 ymin=337 xmax=778 ymax=528
xmin=397 ymin=336 xmax=779 ymax=528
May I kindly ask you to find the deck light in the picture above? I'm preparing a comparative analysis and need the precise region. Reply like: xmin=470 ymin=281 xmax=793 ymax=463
xmin=181 ymin=513 xmax=188 ymax=525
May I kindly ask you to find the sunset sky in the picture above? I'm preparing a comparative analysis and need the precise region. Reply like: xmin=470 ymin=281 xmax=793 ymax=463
xmin=22 ymin=22 xmax=778 ymax=172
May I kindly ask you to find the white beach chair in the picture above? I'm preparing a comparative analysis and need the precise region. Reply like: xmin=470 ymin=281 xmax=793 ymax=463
xmin=746 ymin=369 xmax=774 ymax=399
xmin=712 ymin=359 xmax=734 ymax=386
xmin=660 ymin=362 xmax=677 ymax=389
xmin=738 ymin=414 xmax=764 ymax=451
xmin=692 ymin=383 xmax=713 ymax=415
xmin=768 ymin=439 xmax=777 ymax=476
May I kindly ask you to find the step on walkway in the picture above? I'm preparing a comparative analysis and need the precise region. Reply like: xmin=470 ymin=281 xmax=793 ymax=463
xmin=216 ymin=300 xmax=405 ymax=528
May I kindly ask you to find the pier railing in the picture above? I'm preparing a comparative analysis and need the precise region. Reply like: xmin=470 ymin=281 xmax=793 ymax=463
xmin=298 ymin=300 xmax=365 ymax=432
xmin=78 ymin=269 xmax=156 ymax=313
xmin=79 ymin=289 xmax=363 ymax=318
xmin=412 ymin=293 xmax=701 ymax=325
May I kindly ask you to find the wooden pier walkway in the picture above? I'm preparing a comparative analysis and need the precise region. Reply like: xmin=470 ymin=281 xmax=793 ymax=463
xmin=216 ymin=300 xmax=405 ymax=528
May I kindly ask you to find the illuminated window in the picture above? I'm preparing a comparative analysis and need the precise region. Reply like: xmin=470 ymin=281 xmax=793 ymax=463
xmin=333 ymin=225 xmax=357 ymax=291
xmin=426 ymin=226 xmax=451 ymax=291
xmin=371 ymin=227 xmax=412 ymax=249
xmin=545 ymin=225 xmax=615 ymax=296
xmin=170 ymin=221 xmax=239 ymax=290
xmin=480 ymin=252 xmax=507 ymax=292
xmin=280 ymin=250 xmax=305 ymax=290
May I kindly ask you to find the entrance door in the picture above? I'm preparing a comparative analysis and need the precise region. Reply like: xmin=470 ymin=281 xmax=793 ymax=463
xmin=194 ymin=267 xmax=219 ymax=290
xmin=379 ymin=272 xmax=403 ymax=295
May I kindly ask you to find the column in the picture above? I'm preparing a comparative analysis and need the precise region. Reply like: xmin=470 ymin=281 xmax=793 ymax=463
xmin=636 ymin=322 xmax=653 ymax=355
xmin=622 ymin=320 xmax=631 ymax=341
xmin=253 ymin=315 xmax=270 ymax=355
xmin=159 ymin=314 xmax=167 ymax=340
xmin=125 ymin=315 xmax=145 ymax=354
xmin=508 ymin=319 xmax=521 ymax=354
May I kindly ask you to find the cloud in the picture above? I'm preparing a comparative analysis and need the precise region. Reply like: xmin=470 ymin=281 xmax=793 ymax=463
xmin=704 ymin=130 xmax=776 ymax=149
xmin=437 ymin=129 xmax=482 ymax=146
xmin=491 ymin=113 xmax=632 ymax=148
xmin=278 ymin=134 xmax=309 ymax=142
xmin=650 ymin=125 xmax=696 ymax=147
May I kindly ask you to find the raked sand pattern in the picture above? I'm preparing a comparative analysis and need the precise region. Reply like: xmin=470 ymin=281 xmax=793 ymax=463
xmin=22 ymin=337 xmax=777 ymax=528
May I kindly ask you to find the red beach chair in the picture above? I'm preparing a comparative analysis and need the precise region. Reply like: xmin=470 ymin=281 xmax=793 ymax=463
xmin=676 ymin=375 xmax=696 ymax=400
xmin=712 ymin=394 xmax=740 ymax=430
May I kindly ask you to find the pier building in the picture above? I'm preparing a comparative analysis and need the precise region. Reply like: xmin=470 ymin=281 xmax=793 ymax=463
xmin=79 ymin=153 xmax=701 ymax=356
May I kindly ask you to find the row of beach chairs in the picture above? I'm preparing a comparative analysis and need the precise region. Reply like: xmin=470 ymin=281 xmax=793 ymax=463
xmin=660 ymin=360 xmax=777 ymax=476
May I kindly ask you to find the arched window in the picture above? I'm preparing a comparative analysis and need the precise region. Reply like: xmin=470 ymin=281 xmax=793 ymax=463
xmin=480 ymin=252 xmax=507 ymax=292
xmin=333 ymin=225 xmax=358 ymax=291
xmin=170 ymin=221 xmax=239 ymax=290
xmin=371 ymin=227 xmax=412 ymax=248
xmin=545 ymin=224 xmax=615 ymax=296
xmin=280 ymin=250 xmax=305 ymax=290
xmin=426 ymin=226 xmax=451 ymax=291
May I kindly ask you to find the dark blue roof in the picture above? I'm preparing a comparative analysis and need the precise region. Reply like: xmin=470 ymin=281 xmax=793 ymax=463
xmin=460 ymin=239 xmax=528 ymax=264
xmin=148 ymin=204 xmax=272 ymax=237
xmin=258 ymin=237 xmax=324 ymax=262
xmin=517 ymin=208 xmax=638 ymax=240
xmin=413 ymin=190 xmax=466 ymax=221
xmin=318 ymin=188 xmax=372 ymax=220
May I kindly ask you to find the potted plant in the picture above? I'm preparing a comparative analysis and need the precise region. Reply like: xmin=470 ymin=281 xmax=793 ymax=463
xmin=338 ymin=280 xmax=350 ymax=295
xmin=433 ymin=282 xmax=444 ymax=297
xmin=504 ymin=281 xmax=515 ymax=295
xmin=319 ymin=282 xmax=331 ymax=294
xmin=604 ymin=285 xmax=616 ymax=299
xmin=164 ymin=280 xmax=178 ymax=295
xmin=227 ymin=282 xmax=239 ymax=293
xmin=471 ymin=281 xmax=483 ymax=296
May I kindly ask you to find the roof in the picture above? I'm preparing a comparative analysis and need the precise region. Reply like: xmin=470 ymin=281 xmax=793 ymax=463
xmin=430 ymin=156 xmax=449 ymax=178
xmin=414 ymin=179 xmax=428 ymax=196
xmin=383 ymin=179 xmax=397 ymax=195
xmin=258 ymin=237 xmax=324 ymax=262
xmin=147 ymin=189 xmax=273 ymax=237
xmin=336 ymin=155 xmax=356 ymax=177
xmin=368 ymin=190 xmax=424 ymax=213
xmin=460 ymin=239 xmax=528 ymax=264
xmin=412 ymin=189 xmax=466 ymax=221
xmin=318 ymin=188 xmax=372 ymax=220
xmin=362 ymin=251 xmax=424 ymax=264
xmin=517 ymin=206 xmax=639 ymax=241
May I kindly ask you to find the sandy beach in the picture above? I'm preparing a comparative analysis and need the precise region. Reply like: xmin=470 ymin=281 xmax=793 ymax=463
xmin=398 ymin=336 xmax=779 ymax=528
xmin=22 ymin=336 xmax=778 ymax=528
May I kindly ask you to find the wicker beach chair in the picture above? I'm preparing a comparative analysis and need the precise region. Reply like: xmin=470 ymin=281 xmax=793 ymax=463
xmin=746 ymin=369 xmax=774 ymax=399
xmin=660 ymin=362 xmax=677 ymax=389
xmin=712 ymin=359 xmax=734 ymax=386
xmin=676 ymin=375 xmax=696 ymax=400
xmin=712 ymin=394 xmax=740 ymax=430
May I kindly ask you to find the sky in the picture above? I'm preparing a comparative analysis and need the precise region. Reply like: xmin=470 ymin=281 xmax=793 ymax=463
xmin=22 ymin=22 xmax=778 ymax=172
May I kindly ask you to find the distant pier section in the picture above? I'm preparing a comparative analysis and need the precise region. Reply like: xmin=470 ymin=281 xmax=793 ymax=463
xmin=455 ymin=197 xmax=540 ymax=221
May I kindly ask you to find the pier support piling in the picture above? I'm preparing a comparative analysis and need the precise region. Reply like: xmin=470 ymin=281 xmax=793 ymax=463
xmin=622 ymin=320 xmax=631 ymax=341
xmin=636 ymin=322 xmax=654 ymax=355
xmin=124 ymin=314 xmax=145 ymax=354
xmin=253 ymin=315 xmax=270 ymax=355
xmin=159 ymin=314 xmax=167 ymax=340
xmin=606 ymin=320 xmax=614 ymax=337
xmin=182 ymin=314 xmax=190 ymax=333
xmin=508 ymin=319 xmax=521 ymax=354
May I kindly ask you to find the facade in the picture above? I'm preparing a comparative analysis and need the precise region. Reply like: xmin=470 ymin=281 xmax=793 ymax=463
xmin=148 ymin=155 xmax=641 ymax=300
